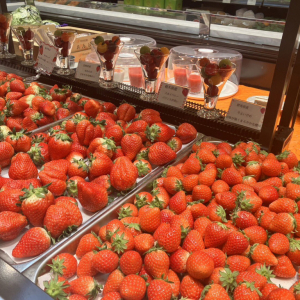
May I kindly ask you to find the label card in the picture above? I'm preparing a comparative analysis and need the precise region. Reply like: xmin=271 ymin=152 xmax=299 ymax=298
xmin=247 ymin=0 xmax=256 ymax=5
xmin=157 ymin=82 xmax=189 ymax=109
xmin=36 ymin=42 xmax=59 ymax=75
xmin=225 ymin=98 xmax=266 ymax=131
xmin=223 ymin=0 xmax=231 ymax=3
xmin=75 ymin=61 xmax=101 ymax=83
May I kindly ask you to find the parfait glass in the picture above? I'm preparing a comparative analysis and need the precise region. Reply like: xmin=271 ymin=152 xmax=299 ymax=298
xmin=91 ymin=36 xmax=124 ymax=89
xmin=196 ymin=58 xmax=236 ymax=119
xmin=47 ymin=29 xmax=77 ymax=76
xmin=134 ymin=47 xmax=169 ymax=102
xmin=12 ymin=24 xmax=40 ymax=66
xmin=0 ymin=13 xmax=16 ymax=59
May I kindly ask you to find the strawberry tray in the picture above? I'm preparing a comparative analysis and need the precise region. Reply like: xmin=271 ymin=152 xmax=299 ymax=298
xmin=22 ymin=138 xmax=299 ymax=298
xmin=0 ymin=121 xmax=203 ymax=273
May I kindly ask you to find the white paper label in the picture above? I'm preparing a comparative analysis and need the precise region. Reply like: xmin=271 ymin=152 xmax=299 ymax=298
xmin=223 ymin=0 xmax=231 ymax=3
xmin=36 ymin=42 xmax=59 ymax=75
xmin=75 ymin=61 xmax=101 ymax=83
xmin=225 ymin=99 xmax=266 ymax=130
xmin=247 ymin=0 xmax=256 ymax=5
xmin=157 ymin=82 xmax=189 ymax=109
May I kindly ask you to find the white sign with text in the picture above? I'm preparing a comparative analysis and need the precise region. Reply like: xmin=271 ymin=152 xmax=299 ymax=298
xmin=157 ymin=82 xmax=189 ymax=109
xmin=36 ymin=42 xmax=59 ymax=75
xmin=75 ymin=61 xmax=101 ymax=83
xmin=225 ymin=98 xmax=266 ymax=130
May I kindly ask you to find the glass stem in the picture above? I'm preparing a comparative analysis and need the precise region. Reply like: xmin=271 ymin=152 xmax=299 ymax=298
xmin=59 ymin=55 xmax=70 ymax=70
xmin=144 ymin=79 xmax=157 ymax=94
xmin=102 ymin=69 xmax=114 ymax=82
xmin=1 ymin=43 xmax=9 ymax=54
xmin=23 ymin=48 xmax=33 ymax=62
xmin=203 ymin=94 xmax=219 ymax=110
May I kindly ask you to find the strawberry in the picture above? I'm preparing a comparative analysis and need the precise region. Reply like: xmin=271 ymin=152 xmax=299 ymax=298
xmin=0 ymin=211 xmax=27 ymax=241
xmin=5 ymin=99 xmax=28 ymax=116
xmin=6 ymin=92 xmax=23 ymax=101
xmin=188 ymin=201 xmax=209 ymax=220
xmin=88 ymin=137 xmax=116 ymax=158
xmin=232 ymin=210 xmax=258 ymax=229
xmin=22 ymin=117 xmax=38 ymax=131
xmin=243 ymin=225 xmax=268 ymax=245
xmin=261 ymin=158 xmax=281 ymax=177
xmin=175 ymin=123 xmax=197 ymax=144
xmin=192 ymin=185 xmax=212 ymax=203
xmin=92 ymin=248 xmax=119 ymax=274
xmin=0 ymin=141 xmax=14 ymax=168
xmin=221 ymin=167 xmax=243 ymax=186
xmin=116 ymin=103 xmax=136 ymax=122
xmin=222 ymin=231 xmax=249 ymax=255
xmin=9 ymin=152 xmax=38 ymax=180
xmin=180 ymin=275 xmax=204 ymax=299
xmin=50 ymin=88 xmax=69 ymax=102
xmin=272 ymin=255 xmax=296 ymax=278
xmin=204 ymin=222 xmax=229 ymax=248
xmin=76 ymin=232 xmax=101 ymax=259
xmin=147 ymin=279 xmax=172 ymax=300
xmin=134 ymin=233 xmax=154 ymax=254
xmin=20 ymin=184 xmax=54 ymax=227
xmin=156 ymin=223 xmax=181 ymax=253
xmin=48 ymin=133 xmax=72 ymax=160
xmin=44 ymin=275 xmax=70 ymax=300
xmin=77 ymin=181 xmax=108 ymax=212
xmin=103 ymin=269 xmax=124 ymax=295
xmin=226 ymin=255 xmax=251 ymax=272
xmin=6 ymin=116 xmax=23 ymax=132
xmin=202 ymin=247 xmax=226 ymax=268
xmin=105 ymin=125 xmax=124 ymax=146
xmin=289 ymin=280 xmax=300 ymax=300
xmin=66 ymin=176 xmax=85 ymax=197
xmin=181 ymin=155 xmax=202 ymax=174
xmin=56 ymin=107 xmax=70 ymax=120
xmin=277 ymin=150 xmax=298 ymax=169
xmin=133 ymin=159 xmax=152 ymax=177
xmin=111 ymin=229 xmax=134 ymax=254
xmin=28 ymin=143 xmax=50 ymax=166
xmin=110 ymin=156 xmax=138 ymax=191
xmin=139 ymin=204 xmax=161 ymax=233
xmin=39 ymin=168 xmax=67 ymax=197
xmin=125 ymin=120 xmax=148 ymax=142
xmin=103 ymin=102 xmax=116 ymax=113
xmin=5 ymin=129 xmax=31 ymax=153
xmin=167 ymin=136 xmax=182 ymax=153
xmin=269 ymin=212 xmax=296 ymax=234
xmin=144 ymin=247 xmax=170 ymax=278
xmin=119 ymin=250 xmax=142 ymax=275
xmin=66 ymin=157 xmax=88 ymax=179
xmin=82 ymin=99 xmax=103 ymax=118
xmin=186 ymin=251 xmax=214 ymax=280
xmin=69 ymin=276 xmax=100 ymax=299
xmin=211 ymin=179 xmax=230 ymax=194
xmin=286 ymin=177 xmax=300 ymax=200
xmin=182 ymin=174 xmax=199 ymax=192
xmin=233 ymin=281 xmax=262 ymax=299
xmin=215 ymin=191 xmax=237 ymax=211
xmin=148 ymin=142 xmax=176 ymax=166
xmin=170 ymin=248 xmax=189 ymax=273
xmin=269 ymin=198 xmax=297 ymax=213
xmin=258 ymin=185 xmax=279 ymax=205
xmin=250 ymin=244 xmax=278 ymax=266
xmin=163 ymin=176 xmax=182 ymax=195
xmin=39 ymin=100 xmax=55 ymax=116
xmin=215 ymin=154 xmax=233 ymax=169
xmin=119 ymin=274 xmax=146 ymax=300
xmin=139 ymin=109 xmax=162 ymax=124
xmin=121 ymin=133 xmax=143 ymax=161
xmin=245 ymin=161 xmax=262 ymax=181
xmin=12 ymin=227 xmax=52 ymax=258
xmin=146 ymin=123 xmax=175 ymax=143
xmin=49 ymin=252 xmax=78 ymax=279
xmin=76 ymin=120 xmax=97 ymax=146
xmin=267 ymin=288 xmax=296 ymax=300
xmin=0 ymin=188 xmax=23 ymax=213
xmin=236 ymin=271 xmax=267 ymax=291
xmin=201 ymin=283 xmax=231 ymax=299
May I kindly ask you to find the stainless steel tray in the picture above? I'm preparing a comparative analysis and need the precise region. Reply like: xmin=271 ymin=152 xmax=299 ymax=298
xmin=24 ymin=136 xmax=298 ymax=295
xmin=0 ymin=119 xmax=203 ymax=272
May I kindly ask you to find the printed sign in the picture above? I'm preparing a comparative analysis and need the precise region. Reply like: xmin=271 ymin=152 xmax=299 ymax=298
xmin=247 ymin=0 xmax=256 ymax=5
xmin=75 ymin=61 xmax=101 ymax=83
xmin=157 ymin=82 xmax=189 ymax=109
xmin=36 ymin=42 xmax=59 ymax=75
xmin=223 ymin=0 xmax=231 ymax=3
xmin=225 ymin=98 xmax=266 ymax=131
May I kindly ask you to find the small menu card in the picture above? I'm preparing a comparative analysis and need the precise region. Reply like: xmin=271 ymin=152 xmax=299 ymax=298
xmin=75 ymin=61 xmax=101 ymax=83
xmin=36 ymin=42 xmax=59 ymax=75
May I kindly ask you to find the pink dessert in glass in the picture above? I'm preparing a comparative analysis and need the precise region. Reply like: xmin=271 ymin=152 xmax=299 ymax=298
xmin=188 ymin=73 xmax=202 ymax=93
xmin=174 ymin=68 xmax=188 ymax=86
xmin=129 ymin=67 xmax=144 ymax=88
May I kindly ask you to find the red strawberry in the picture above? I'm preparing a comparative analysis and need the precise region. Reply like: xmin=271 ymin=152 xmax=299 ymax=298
xmin=272 ymin=255 xmax=296 ymax=278
xmin=103 ymin=269 xmax=124 ymax=295
xmin=117 ymin=103 xmax=136 ymax=122
xmin=0 ymin=141 xmax=14 ymax=167
xmin=286 ymin=177 xmax=300 ymax=200
xmin=226 ymin=255 xmax=251 ymax=272
xmin=12 ymin=227 xmax=52 ymax=258
xmin=105 ymin=125 xmax=124 ymax=146
xmin=83 ymin=99 xmax=103 ymax=118
xmin=156 ymin=224 xmax=181 ymax=253
xmin=125 ymin=120 xmax=148 ymax=142
xmin=44 ymin=275 xmax=70 ymax=299
xmin=119 ymin=250 xmax=142 ymax=275
xmin=269 ymin=212 xmax=296 ymax=234
xmin=9 ymin=152 xmax=38 ymax=180
xmin=110 ymin=156 xmax=138 ymax=191
xmin=147 ymin=279 xmax=172 ymax=300
xmin=204 ymin=222 xmax=230 ymax=248
xmin=186 ymin=251 xmax=214 ymax=280
xmin=0 ymin=211 xmax=27 ymax=241
xmin=5 ymin=99 xmax=28 ymax=116
xmin=232 ymin=210 xmax=258 ymax=229
xmin=69 ymin=276 xmax=100 ymax=299
xmin=147 ymin=142 xmax=176 ymax=166
xmin=267 ymin=288 xmax=296 ymax=300
xmin=120 ymin=274 xmax=146 ymax=300
xmin=261 ymin=158 xmax=281 ymax=177
xmin=221 ymin=167 xmax=243 ymax=186
xmin=77 ymin=181 xmax=108 ymax=212
xmin=6 ymin=129 xmax=31 ymax=153
xmin=28 ymin=143 xmax=50 ymax=166
xmin=146 ymin=123 xmax=175 ymax=143
xmin=6 ymin=92 xmax=23 ymax=101
xmin=277 ymin=150 xmax=298 ymax=169
xmin=243 ymin=225 xmax=268 ymax=245
xmin=139 ymin=205 xmax=161 ymax=233
xmin=39 ymin=100 xmax=55 ymax=116
xmin=76 ymin=232 xmax=101 ymax=259
xmin=48 ymin=133 xmax=72 ymax=160
xmin=180 ymin=275 xmax=204 ymax=299
xmin=250 ymin=244 xmax=278 ymax=266
xmin=176 ymin=123 xmax=197 ymax=144
xmin=222 ymin=231 xmax=249 ymax=255
xmin=121 ymin=133 xmax=143 ymax=161
xmin=92 ymin=248 xmax=119 ymax=274
xmin=49 ymin=253 xmax=78 ymax=279
xmin=56 ymin=107 xmax=70 ymax=120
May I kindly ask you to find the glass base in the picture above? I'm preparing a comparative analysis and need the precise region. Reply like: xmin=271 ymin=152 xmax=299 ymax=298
xmin=21 ymin=59 xmax=36 ymax=66
xmin=140 ymin=92 xmax=157 ymax=102
xmin=99 ymin=80 xmax=118 ymax=89
xmin=0 ymin=53 xmax=16 ymax=59
xmin=55 ymin=68 xmax=75 ymax=76
xmin=197 ymin=108 xmax=220 ymax=119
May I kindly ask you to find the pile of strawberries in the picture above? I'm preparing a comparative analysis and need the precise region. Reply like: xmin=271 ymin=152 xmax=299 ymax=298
xmin=0 ymin=71 xmax=87 ymax=134
xmin=40 ymin=140 xmax=300 ymax=300
xmin=0 ymin=84 xmax=197 ymax=260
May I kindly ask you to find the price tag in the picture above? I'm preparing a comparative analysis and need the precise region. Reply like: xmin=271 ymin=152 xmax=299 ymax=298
xmin=157 ymin=82 xmax=189 ymax=109
xmin=247 ymin=0 xmax=256 ymax=5
xmin=75 ymin=61 xmax=101 ymax=83
xmin=35 ymin=42 xmax=59 ymax=75
xmin=225 ymin=98 xmax=266 ymax=131
xmin=222 ymin=0 xmax=231 ymax=3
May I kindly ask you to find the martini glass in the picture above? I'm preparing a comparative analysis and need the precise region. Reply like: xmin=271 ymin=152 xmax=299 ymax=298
xmin=91 ymin=35 xmax=124 ymax=89
xmin=134 ymin=47 xmax=169 ymax=102
xmin=47 ymin=29 xmax=77 ymax=76
xmin=196 ymin=58 xmax=236 ymax=119
xmin=0 ymin=13 xmax=16 ymax=59
xmin=12 ymin=24 xmax=40 ymax=66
